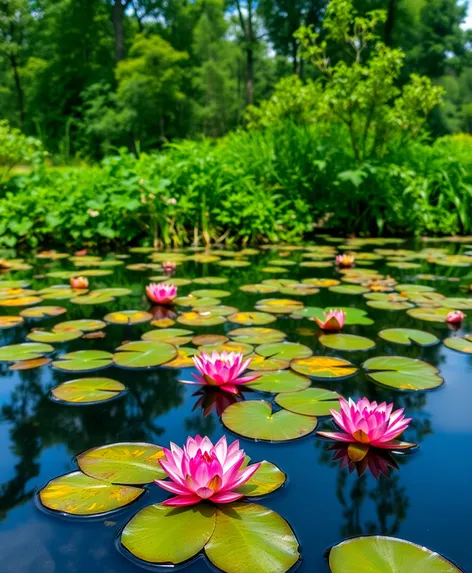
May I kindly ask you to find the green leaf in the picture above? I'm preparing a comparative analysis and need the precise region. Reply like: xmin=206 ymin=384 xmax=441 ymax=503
xmin=247 ymin=370 xmax=311 ymax=393
xmin=236 ymin=459 xmax=286 ymax=497
xmin=51 ymin=378 xmax=126 ymax=405
xmin=113 ymin=341 xmax=177 ymax=368
xmin=0 ymin=342 xmax=54 ymax=362
xmin=104 ymin=310 xmax=152 ymax=325
xmin=290 ymin=356 xmax=357 ymax=380
xmin=379 ymin=328 xmax=439 ymax=347
xmin=52 ymin=350 xmax=113 ymax=372
xmin=363 ymin=356 xmax=443 ymax=391
xmin=319 ymin=334 xmax=375 ymax=352
xmin=255 ymin=342 xmax=313 ymax=360
xmin=275 ymin=388 xmax=342 ymax=416
xmin=443 ymin=337 xmax=472 ymax=354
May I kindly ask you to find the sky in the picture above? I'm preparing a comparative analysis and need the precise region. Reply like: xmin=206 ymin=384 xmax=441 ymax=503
xmin=464 ymin=1 xmax=472 ymax=28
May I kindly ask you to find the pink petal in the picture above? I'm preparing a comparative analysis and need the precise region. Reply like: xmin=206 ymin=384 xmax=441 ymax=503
xmin=210 ymin=491 xmax=244 ymax=504
xmin=162 ymin=494 xmax=202 ymax=507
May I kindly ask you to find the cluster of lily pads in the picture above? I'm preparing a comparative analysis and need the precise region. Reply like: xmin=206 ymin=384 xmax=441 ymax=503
xmin=0 ymin=239 xmax=470 ymax=573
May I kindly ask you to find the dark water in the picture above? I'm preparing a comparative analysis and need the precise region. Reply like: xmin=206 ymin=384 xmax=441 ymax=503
xmin=0 ymin=239 xmax=471 ymax=573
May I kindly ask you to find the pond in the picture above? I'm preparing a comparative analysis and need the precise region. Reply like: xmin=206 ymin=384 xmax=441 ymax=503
xmin=0 ymin=237 xmax=471 ymax=573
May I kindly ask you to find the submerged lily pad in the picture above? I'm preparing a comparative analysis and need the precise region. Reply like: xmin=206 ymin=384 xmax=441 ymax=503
xmin=379 ymin=328 xmax=439 ymax=347
xmin=228 ymin=327 xmax=286 ymax=345
xmin=142 ymin=328 xmax=194 ymax=345
xmin=77 ymin=442 xmax=166 ymax=483
xmin=290 ymin=356 xmax=357 ymax=380
xmin=275 ymin=388 xmax=342 ymax=416
xmin=247 ymin=370 xmax=311 ymax=393
xmin=228 ymin=311 xmax=277 ymax=326
xmin=114 ymin=341 xmax=177 ymax=368
xmin=319 ymin=334 xmax=375 ymax=352
xmin=53 ymin=350 xmax=114 ymax=372
xmin=222 ymin=400 xmax=317 ymax=441
xmin=328 ymin=535 xmax=464 ymax=573
xmin=104 ymin=310 xmax=152 ymax=325
xmin=39 ymin=471 xmax=144 ymax=516
xmin=51 ymin=378 xmax=126 ymax=404
xmin=363 ymin=356 xmax=443 ymax=391
xmin=0 ymin=342 xmax=53 ymax=362
xmin=255 ymin=342 xmax=313 ymax=361
xmin=443 ymin=337 xmax=472 ymax=354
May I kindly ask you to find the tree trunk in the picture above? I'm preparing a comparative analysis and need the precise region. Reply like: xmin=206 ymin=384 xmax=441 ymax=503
xmin=246 ymin=0 xmax=254 ymax=105
xmin=112 ymin=1 xmax=126 ymax=61
xmin=385 ymin=0 xmax=396 ymax=46
xmin=292 ymin=38 xmax=298 ymax=75
xmin=10 ymin=54 xmax=24 ymax=131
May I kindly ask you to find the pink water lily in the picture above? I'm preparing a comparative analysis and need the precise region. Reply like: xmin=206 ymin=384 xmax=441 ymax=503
xmin=70 ymin=276 xmax=89 ymax=289
xmin=330 ymin=443 xmax=398 ymax=479
xmin=335 ymin=253 xmax=355 ymax=267
xmin=155 ymin=435 xmax=260 ymax=506
xmin=181 ymin=351 xmax=260 ymax=394
xmin=446 ymin=310 xmax=465 ymax=324
xmin=318 ymin=397 xmax=412 ymax=450
xmin=146 ymin=283 xmax=177 ymax=304
xmin=162 ymin=261 xmax=177 ymax=274
xmin=314 ymin=309 xmax=345 ymax=332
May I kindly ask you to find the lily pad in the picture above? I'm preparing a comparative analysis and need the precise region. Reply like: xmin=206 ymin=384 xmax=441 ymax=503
xmin=0 ymin=342 xmax=54 ymax=362
xmin=329 ymin=285 xmax=369 ymax=295
xmin=0 ymin=315 xmax=24 ymax=329
xmin=114 ymin=341 xmax=177 ymax=368
xmin=291 ymin=307 xmax=373 ymax=326
xmin=142 ymin=328 xmax=194 ymax=345
xmin=121 ymin=503 xmax=216 ymax=565
xmin=363 ymin=356 xmax=444 ymax=391
xmin=443 ymin=337 xmax=472 ymax=354
xmin=39 ymin=471 xmax=144 ymax=516
xmin=328 ymin=535 xmax=464 ymax=573
xmin=229 ymin=311 xmax=277 ymax=326
xmin=379 ymin=328 xmax=439 ymax=347
xmin=218 ymin=260 xmax=250 ymax=267
xmin=247 ymin=370 xmax=311 ymax=393
xmin=9 ymin=357 xmax=51 ymax=370
xmin=27 ymin=328 xmax=83 ymax=343
xmin=192 ymin=334 xmax=229 ymax=346
xmin=222 ymin=400 xmax=317 ymax=441
xmin=51 ymin=378 xmax=127 ymax=405
xmin=228 ymin=327 xmax=286 ymax=345
xmin=407 ymin=307 xmax=454 ymax=322
xmin=190 ymin=289 xmax=232 ymax=298
xmin=367 ymin=300 xmax=414 ymax=310
xmin=104 ymin=310 xmax=152 ymax=325
xmin=236 ymin=459 xmax=286 ymax=497
xmin=193 ymin=277 xmax=229 ymax=285
xmin=198 ymin=341 xmax=254 ymax=356
xmin=275 ymin=388 xmax=342 ymax=416
xmin=240 ymin=284 xmax=279 ymax=294
xmin=255 ymin=298 xmax=304 ymax=314
xmin=165 ymin=347 xmax=200 ymax=367
xmin=245 ymin=354 xmax=290 ymax=371
xmin=77 ymin=442 xmax=166 ymax=483
xmin=279 ymin=285 xmax=319 ymax=296
xmin=319 ymin=334 xmax=375 ymax=352
xmin=441 ymin=297 xmax=472 ymax=310
xmin=55 ymin=319 xmax=107 ymax=332
xmin=52 ymin=350 xmax=114 ymax=372
xmin=256 ymin=342 xmax=313 ymax=361
xmin=302 ymin=278 xmax=340 ymax=288
xmin=20 ymin=306 xmax=67 ymax=318
xmin=290 ymin=356 xmax=358 ymax=380
xmin=0 ymin=295 xmax=43 ymax=307
xmin=177 ymin=311 xmax=226 ymax=326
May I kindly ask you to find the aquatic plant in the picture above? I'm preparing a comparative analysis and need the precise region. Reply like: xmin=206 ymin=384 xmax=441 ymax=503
xmin=70 ymin=276 xmax=89 ymax=289
xmin=446 ymin=310 xmax=466 ymax=324
xmin=335 ymin=254 xmax=355 ymax=268
xmin=314 ymin=309 xmax=345 ymax=332
xmin=145 ymin=282 xmax=177 ymax=304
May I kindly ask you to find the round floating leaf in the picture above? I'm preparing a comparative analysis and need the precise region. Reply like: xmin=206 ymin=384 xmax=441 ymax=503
xmin=165 ymin=347 xmax=199 ymax=367
xmin=443 ymin=337 xmax=472 ymax=354
xmin=247 ymin=370 xmax=311 ymax=393
xmin=53 ymin=350 xmax=113 ymax=372
xmin=54 ymin=319 xmax=106 ymax=332
xmin=228 ymin=327 xmax=286 ymax=345
xmin=218 ymin=259 xmax=250 ymax=267
xmin=121 ymin=503 xmax=216 ymax=565
xmin=291 ymin=306 xmax=373 ymax=326
xmin=407 ymin=307 xmax=454 ymax=322
xmin=51 ymin=378 xmax=126 ymax=404
xmin=246 ymin=354 xmax=290 ymax=371
xmin=198 ymin=341 xmax=254 ymax=356
xmin=240 ymin=284 xmax=278 ymax=294
xmin=9 ymin=357 xmax=51 ymax=370
xmin=0 ymin=315 xmax=23 ymax=329
xmin=114 ymin=341 xmax=177 ymax=368
xmin=379 ymin=328 xmax=439 ymax=347
xmin=27 ymin=329 xmax=83 ymax=343
xmin=151 ymin=318 xmax=175 ymax=328
xmin=104 ymin=310 xmax=152 ymax=325
xmin=77 ymin=442 xmax=166 ymax=483
xmin=205 ymin=502 xmax=300 ymax=573
xmin=329 ymin=285 xmax=368 ymax=295
xmin=267 ymin=259 xmax=296 ymax=266
xmin=142 ymin=328 xmax=194 ymax=345
xmin=255 ymin=298 xmax=304 ymax=314
xmin=0 ymin=295 xmax=43 ymax=307
xmin=303 ymin=278 xmax=340 ymax=287
xmin=319 ymin=334 xmax=376 ymax=352
xmin=236 ymin=459 xmax=286 ymax=497
xmin=229 ymin=312 xmax=277 ymax=326
xmin=192 ymin=334 xmax=228 ymax=346
xmin=328 ymin=535 xmax=464 ymax=573
xmin=175 ymin=296 xmax=221 ymax=308
xmin=363 ymin=356 xmax=443 ymax=391
xmin=279 ymin=285 xmax=319 ymax=296
xmin=367 ymin=300 xmax=414 ymax=310
xmin=0 ymin=342 xmax=53 ymax=362
xmin=198 ymin=305 xmax=238 ymax=316
xmin=441 ymin=297 xmax=472 ymax=310
xmin=47 ymin=270 xmax=112 ymax=278
xmin=193 ymin=277 xmax=229 ymax=285
xmin=261 ymin=279 xmax=297 ymax=287
xmin=291 ymin=356 xmax=357 ymax=380
xmin=395 ymin=284 xmax=435 ymax=293
xmin=177 ymin=311 xmax=226 ymax=326
xmin=300 ymin=261 xmax=333 ymax=268
xmin=387 ymin=261 xmax=421 ymax=269
xmin=222 ymin=400 xmax=317 ymax=441
xmin=0 ymin=280 xmax=30 ymax=289
xmin=39 ymin=471 xmax=144 ymax=516
xmin=255 ymin=342 xmax=312 ymax=361
xmin=20 ymin=306 xmax=67 ymax=318
xmin=275 ymin=388 xmax=342 ymax=416
xmin=261 ymin=266 xmax=288 ymax=273
xmin=190 ymin=289 xmax=232 ymax=298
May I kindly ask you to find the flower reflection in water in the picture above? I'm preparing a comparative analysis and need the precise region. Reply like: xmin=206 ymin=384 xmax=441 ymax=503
xmin=329 ymin=443 xmax=399 ymax=479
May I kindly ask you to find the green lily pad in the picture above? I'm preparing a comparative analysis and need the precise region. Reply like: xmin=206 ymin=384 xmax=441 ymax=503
xmin=51 ymin=378 xmax=127 ymax=404
xmin=261 ymin=266 xmax=288 ymax=273
xmin=142 ymin=328 xmax=194 ymax=345
xmin=158 ymin=278 xmax=192 ymax=286
xmin=198 ymin=341 xmax=254 ymax=356
xmin=328 ymin=535 xmax=464 ymax=573
xmin=27 ymin=329 xmax=83 ymax=343
xmin=443 ymin=337 xmax=472 ymax=354
xmin=0 ymin=315 xmax=24 ymax=329
xmin=177 ymin=311 xmax=226 ymax=326
xmin=229 ymin=312 xmax=277 ymax=326
xmin=205 ymin=503 xmax=300 ymax=573
xmin=175 ymin=296 xmax=221 ymax=308
xmin=240 ymin=284 xmax=279 ymax=294
xmin=121 ymin=503 xmax=216 ymax=565
xmin=261 ymin=279 xmax=297 ymax=287
xmin=71 ymin=287 xmax=132 ymax=305
xmin=441 ymin=297 xmax=472 ymax=310
xmin=291 ymin=306 xmax=373 ymax=325
xmin=255 ymin=298 xmax=304 ymax=314
xmin=192 ymin=334 xmax=229 ymax=346
xmin=379 ymin=329 xmax=439 ymax=347
xmin=165 ymin=347 xmax=200 ymax=367
xmin=0 ymin=280 xmax=30 ymax=289
xmin=387 ymin=261 xmax=421 ymax=269
xmin=319 ymin=334 xmax=375 ymax=352
xmin=246 ymin=354 xmax=290 ymax=371
xmin=0 ymin=295 xmax=43 ymax=307
xmin=236 ymin=459 xmax=286 ymax=497
xmin=218 ymin=260 xmax=250 ymax=267
xmin=367 ymin=300 xmax=414 ymax=310
xmin=247 ymin=370 xmax=311 ymax=393
xmin=407 ymin=307 xmax=454 ymax=322
xmin=329 ymin=285 xmax=369 ymax=295
xmin=275 ymin=388 xmax=342 ymax=416
xmin=302 ymin=278 xmax=340 ymax=288
xmin=77 ymin=442 xmax=166 ymax=483
xmin=39 ymin=471 xmax=144 ymax=516
xmin=0 ymin=342 xmax=54 ymax=362
xmin=279 ymin=285 xmax=319 ymax=296
xmin=395 ymin=284 xmax=435 ymax=293
xmin=104 ymin=310 xmax=152 ymax=325
xmin=363 ymin=356 xmax=444 ymax=391
xmin=190 ymin=289 xmax=232 ymax=298
xmin=47 ymin=269 xmax=112 ymax=278
xmin=54 ymin=319 xmax=107 ymax=332
xmin=53 ymin=350 xmax=114 ymax=372
xmin=256 ymin=342 xmax=313 ymax=361
xmin=290 ymin=356 xmax=358 ymax=380
xmin=222 ymin=400 xmax=317 ymax=441
xmin=114 ymin=341 xmax=177 ymax=368
xmin=228 ymin=327 xmax=286 ymax=345
xmin=20 ymin=306 xmax=67 ymax=318
xmin=193 ymin=277 xmax=229 ymax=285
xmin=300 ymin=261 xmax=333 ymax=267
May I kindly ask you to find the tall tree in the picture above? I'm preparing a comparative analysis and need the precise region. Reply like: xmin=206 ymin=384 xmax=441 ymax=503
xmin=231 ymin=0 xmax=259 ymax=104
xmin=110 ymin=0 xmax=132 ymax=61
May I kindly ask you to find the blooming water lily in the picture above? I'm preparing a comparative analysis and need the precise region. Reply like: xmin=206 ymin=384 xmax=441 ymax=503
xmin=335 ymin=253 xmax=355 ymax=267
xmin=314 ymin=309 xmax=345 ymax=332
xmin=70 ymin=276 xmax=89 ymax=289
xmin=446 ymin=310 xmax=465 ymax=325
xmin=146 ymin=283 xmax=177 ymax=304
